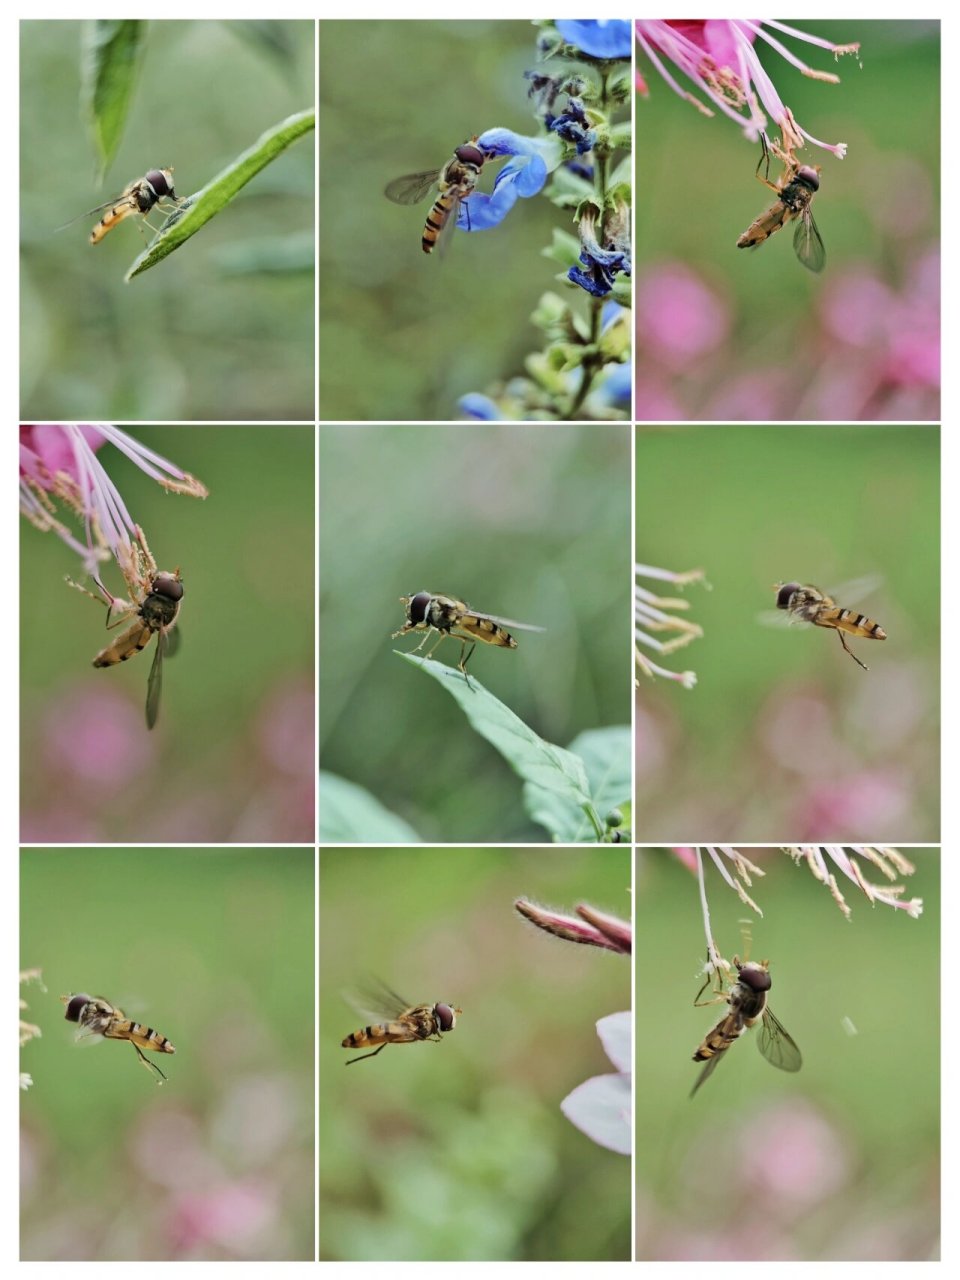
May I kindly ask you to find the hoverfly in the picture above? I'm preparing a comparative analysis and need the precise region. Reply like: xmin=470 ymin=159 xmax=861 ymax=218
xmin=691 ymin=956 xmax=801 ymax=1097
xmin=384 ymin=138 xmax=488 ymax=254
xmin=772 ymin=579 xmax=887 ymax=671
xmin=67 ymin=526 xmax=183 ymax=728
xmin=61 ymin=992 xmax=176 ymax=1084
xmin=60 ymin=168 xmax=181 ymax=245
xmin=391 ymin=590 xmax=544 ymax=682
xmin=737 ymin=134 xmax=825 ymax=273
xmin=341 ymin=984 xmax=461 ymax=1065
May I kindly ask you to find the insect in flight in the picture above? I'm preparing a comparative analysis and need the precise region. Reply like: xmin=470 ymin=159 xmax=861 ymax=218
xmin=391 ymin=590 xmax=545 ymax=682
xmin=341 ymin=985 xmax=461 ymax=1064
xmin=691 ymin=956 xmax=802 ymax=1097
xmin=60 ymin=168 xmax=180 ymax=244
xmin=68 ymin=526 xmax=183 ymax=728
xmin=61 ymin=992 xmax=176 ymax=1084
xmin=736 ymin=134 xmax=825 ymax=273
xmin=384 ymin=138 xmax=488 ymax=253
xmin=772 ymin=580 xmax=887 ymax=671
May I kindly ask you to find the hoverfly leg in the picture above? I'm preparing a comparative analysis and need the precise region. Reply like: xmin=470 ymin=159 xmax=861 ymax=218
xmin=423 ymin=631 xmax=448 ymax=661
xmin=132 ymin=1042 xmax=167 ymax=1084
xmin=693 ymin=972 xmax=727 ymax=1008
xmin=755 ymin=132 xmax=770 ymax=180
xmin=836 ymin=629 xmax=869 ymax=671
xmin=65 ymin=576 xmax=134 ymax=628
xmin=457 ymin=639 xmax=477 ymax=690
xmin=754 ymin=133 xmax=780 ymax=194
xmin=345 ymin=1043 xmax=387 ymax=1065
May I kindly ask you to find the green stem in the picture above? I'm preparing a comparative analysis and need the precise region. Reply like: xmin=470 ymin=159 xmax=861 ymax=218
xmin=563 ymin=67 xmax=613 ymax=420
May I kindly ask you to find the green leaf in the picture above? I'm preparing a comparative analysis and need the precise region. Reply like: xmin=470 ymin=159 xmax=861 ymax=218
xmin=607 ymin=155 xmax=634 ymax=190
xmin=81 ymin=20 xmax=147 ymax=182
xmin=609 ymin=122 xmax=632 ymax=152
xmin=319 ymin=771 xmax=421 ymax=843
xmin=541 ymin=227 xmax=582 ymax=271
xmin=125 ymin=108 xmax=315 ymax=280
xmin=396 ymin=652 xmax=604 ymax=839
xmin=524 ymin=725 xmax=631 ymax=842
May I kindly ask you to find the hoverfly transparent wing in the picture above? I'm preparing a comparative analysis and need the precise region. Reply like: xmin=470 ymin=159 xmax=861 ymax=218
xmin=793 ymin=209 xmax=826 ymax=274
xmin=164 ymin=625 xmax=182 ymax=660
xmin=757 ymin=574 xmax=884 ymax=629
xmin=690 ymin=1047 xmax=729 ymax=1097
xmin=145 ymin=629 xmax=166 ymax=730
xmin=434 ymin=189 xmax=466 ymax=260
xmin=384 ymin=169 xmax=441 ymax=206
xmin=54 ymin=193 xmax=135 ymax=233
xmin=756 ymin=1006 xmax=803 ymax=1072
xmin=469 ymin=612 xmax=546 ymax=634
xmin=343 ymin=978 xmax=412 ymax=1023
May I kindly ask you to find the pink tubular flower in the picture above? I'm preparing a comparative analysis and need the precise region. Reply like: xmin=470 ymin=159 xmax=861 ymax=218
xmin=515 ymin=898 xmax=631 ymax=954
xmin=635 ymin=20 xmax=858 ymax=156
xmin=786 ymin=846 xmax=923 ymax=918
xmin=635 ymin=563 xmax=707 ymax=689
xmin=20 ymin=424 xmax=208 ymax=576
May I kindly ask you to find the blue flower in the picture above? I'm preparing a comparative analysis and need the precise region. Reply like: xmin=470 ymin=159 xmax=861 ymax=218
xmin=568 ymin=205 xmax=631 ymax=298
xmin=545 ymin=97 xmax=596 ymax=155
xmin=458 ymin=393 xmax=502 ymax=420
xmin=456 ymin=128 xmax=561 ymax=233
xmin=555 ymin=20 xmax=632 ymax=60
xmin=595 ymin=362 xmax=631 ymax=407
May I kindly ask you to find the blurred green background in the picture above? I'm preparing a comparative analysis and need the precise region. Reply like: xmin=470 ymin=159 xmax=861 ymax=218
xmin=636 ymin=20 xmax=939 ymax=421
xmin=636 ymin=425 xmax=939 ymax=841
xmin=20 ymin=847 xmax=315 ymax=1262
xmin=20 ymin=20 xmax=314 ymax=421
xmin=318 ymin=20 xmax=607 ymax=421
xmin=319 ymin=423 xmax=631 ymax=841
xmin=635 ymin=848 xmax=939 ymax=1261
xmin=319 ymin=846 xmax=631 ymax=1261
xmin=20 ymin=426 xmax=314 ymax=843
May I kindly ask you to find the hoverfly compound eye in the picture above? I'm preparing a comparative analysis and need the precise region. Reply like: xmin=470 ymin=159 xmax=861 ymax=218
xmin=153 ymin=574 xmax=184 ymax=601
xmin=738 ymin=963 xmax=772 ymax=993
xmin=435 ymin=1003 xmax=457 ymax=1032
xmin=776 ymin=583 xmax=800 ymax=610
xmin=455 ymin=144 xmax=485 ymax=168
xmin=145 ymin=169 xmax=172 ymax=197
xmin=64 ymin=994 xmax=91 ymax=1023
xmin=409 ymin=592 xmax=432 ymax=624
xmin=796 ymin=166 xmax=820 ymax=191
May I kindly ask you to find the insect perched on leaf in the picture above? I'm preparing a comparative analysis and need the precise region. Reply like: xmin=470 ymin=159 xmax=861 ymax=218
xmin=67 ymin=526 xmax=183 ymax=729
xmin=391 ymin=590 xmax=544 ymax=684
xmin=691 ymin=956 xmax=801 ymax=1097
xmin=384 ymin=138 xmax=488 ymax=254
xmin=341 ymin=983 xmax=461 ymax=1064
xmin=61 ymin=992 xmax=176 ymax=1084
xmin=59 ymin=168 xmax=181 ymax=245
xmin=769 ymin=578 xmax=887 ymax=671
xmin=736 ymin=134 xmax=825 ymax=273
